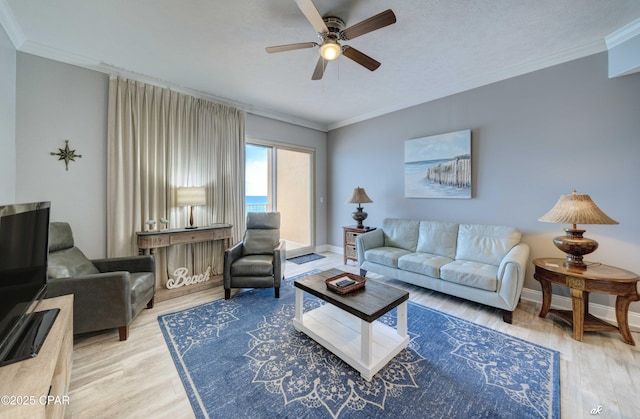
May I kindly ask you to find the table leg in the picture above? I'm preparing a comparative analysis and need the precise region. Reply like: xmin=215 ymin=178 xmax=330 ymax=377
xmin=361 ymin=320 xmax=372 ymax=366
xmin=583 ymin=292 xmax=590 ymax=317
xmin=397 ymin=302 xmax=408 ymax=337
xmin=615 ymin=294 xmax=639 ymax=345
xmin=570 ymin=288 xmax=586 ymax=341
xmin=537 ymin=276 xmax=552 ymax=317
xmin=294 ymin=289 xmax=303 ymax=324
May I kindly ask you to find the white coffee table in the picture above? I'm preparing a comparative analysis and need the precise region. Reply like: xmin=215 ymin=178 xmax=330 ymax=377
xmin=293 ymin=269 xmax=409 ymax=381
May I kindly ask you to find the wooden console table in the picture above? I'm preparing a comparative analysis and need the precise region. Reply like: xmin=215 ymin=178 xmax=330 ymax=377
xmin=136 ymin=223 xmax=232 ymax=255
xmin=533 ymin=258 xmax=640 ymax=345
xmin=137 ymin=224 xmax=233 ymax=301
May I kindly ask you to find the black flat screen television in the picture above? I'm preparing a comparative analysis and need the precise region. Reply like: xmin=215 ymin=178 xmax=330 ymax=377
xmin=0 ymin=201 xmax=58 ymax=366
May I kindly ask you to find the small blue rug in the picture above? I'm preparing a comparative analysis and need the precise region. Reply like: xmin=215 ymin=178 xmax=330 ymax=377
xmin=287 ymin=253 xmax=326 ymax=264
xmin=158 ymin=270 xmax=560 ymax=418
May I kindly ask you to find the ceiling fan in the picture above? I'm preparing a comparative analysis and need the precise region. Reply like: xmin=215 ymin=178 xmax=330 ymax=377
xmin=265 ymin=0 xmax=396 ymax=80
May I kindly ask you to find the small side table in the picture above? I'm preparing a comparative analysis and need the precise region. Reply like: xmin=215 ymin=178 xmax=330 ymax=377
xmin=533 ymin=258 xmax=640 ymax=345
xmin=343 ymin=226 xmax=375 ymax=265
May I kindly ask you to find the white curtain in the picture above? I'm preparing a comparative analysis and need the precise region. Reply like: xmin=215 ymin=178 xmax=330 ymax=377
xmin=107 ymin=76 xmax=245 ymax=286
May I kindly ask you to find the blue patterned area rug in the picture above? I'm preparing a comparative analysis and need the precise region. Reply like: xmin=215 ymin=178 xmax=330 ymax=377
xmin=287 ymin=253 xmax=326 ymax=264
xmin=158 ymin=270 xmax=560 ymax=419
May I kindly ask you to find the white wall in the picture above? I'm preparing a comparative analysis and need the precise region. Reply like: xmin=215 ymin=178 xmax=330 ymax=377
xmin=16 ymin=53 xmax=109 ymax=257
xmin=327 ymin=52 xmax=640 ymax=312
xmin=0 ymin=25 xmax=16 ymax=204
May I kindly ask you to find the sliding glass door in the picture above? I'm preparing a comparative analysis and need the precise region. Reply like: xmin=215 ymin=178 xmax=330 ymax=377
xmin=245 ymin=141 xmax=314 ymax=257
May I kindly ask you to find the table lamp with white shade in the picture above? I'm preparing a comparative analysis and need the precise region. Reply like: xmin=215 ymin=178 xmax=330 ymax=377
xmin=176 ymin=187 xmax=206 ymax=229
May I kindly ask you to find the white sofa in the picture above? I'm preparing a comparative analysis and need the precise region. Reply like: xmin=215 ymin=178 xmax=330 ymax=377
xmin=356 ymin=218 xmax=530 ymax=323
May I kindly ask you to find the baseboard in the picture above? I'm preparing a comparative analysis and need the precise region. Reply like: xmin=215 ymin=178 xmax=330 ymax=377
xmin=521 ymin=287 xmax=640 ymax=330
xmin=314 ymin=244 xmax=342 ymax=254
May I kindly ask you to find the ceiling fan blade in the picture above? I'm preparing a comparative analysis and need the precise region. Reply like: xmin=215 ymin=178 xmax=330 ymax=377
xmin=342 ymin=46 xmax=381 ymax=71
xmin=265 ymin=42 xmax=317 ymax=54
xmin=341 ymin=9 xmax=396 ymax=40
xmin=311 ymin=57 xmax=326 ymax=80
xmin=295 ymin=0 xmax=329 ymax=33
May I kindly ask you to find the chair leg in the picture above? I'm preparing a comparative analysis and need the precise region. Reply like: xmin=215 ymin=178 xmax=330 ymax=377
xmin=360 ymin=269 xmax=367 ymax=277
xmin=275 ymin=287 xmax=280 ymax=299
xmin=225 ymin=289 xmax=230 ymax=300
xmin=502 ymin=310 xmax=513 ymax=324
xmin=146 ymin=296 xmax=155 ymax=309
xmin=119 ymin=325 xmax=129 ymax=341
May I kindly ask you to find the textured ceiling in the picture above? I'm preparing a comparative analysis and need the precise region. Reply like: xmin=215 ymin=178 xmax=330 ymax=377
xmin=2 ymin=0 xmax=640 ymax=131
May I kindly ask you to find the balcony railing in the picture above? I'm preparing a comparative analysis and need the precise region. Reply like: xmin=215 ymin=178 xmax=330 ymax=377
xmin=245 ymin=203 xmax=268 ymax=214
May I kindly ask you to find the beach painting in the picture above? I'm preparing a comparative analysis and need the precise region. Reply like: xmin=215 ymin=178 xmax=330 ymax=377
xmin=405 ymin=129 xmax=472 ymax=199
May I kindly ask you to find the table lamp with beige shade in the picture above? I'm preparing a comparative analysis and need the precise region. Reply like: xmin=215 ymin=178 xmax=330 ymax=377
xmin=176 ymin=187 xmax=206 ymax=229
xmin=346 ymin=187 xmax=373 ymax=229
xmin=538 ymin=190 xmax=618 ymax=269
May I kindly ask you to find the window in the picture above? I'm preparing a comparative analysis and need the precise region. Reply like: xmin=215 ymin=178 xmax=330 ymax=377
xmin=245 ymin=141 xmax=314 ymax=257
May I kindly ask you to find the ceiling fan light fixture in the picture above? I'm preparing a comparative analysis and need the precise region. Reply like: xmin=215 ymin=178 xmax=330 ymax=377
xmin=319 ymin=40 xmax=341 ymax=61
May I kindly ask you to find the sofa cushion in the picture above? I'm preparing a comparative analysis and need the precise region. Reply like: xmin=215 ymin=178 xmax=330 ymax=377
xmin=242 ymin=212 xmax=280 ymax=256
xmin=398 ymin=253 xmax=453 ymax=278
xmin=231 ymin=255 xmax=274 ymax=276
xmin=49 ymin=222 xmax=75 ymax=252
xmin=382 ymin=218 xmax=420 ymax=252
xmin=242 ymin=230 xmax=279 ymax=256
xmin=440 ymin=260 xmax=498 ymax=292
xmin=455 ymin=224 xmax=521 ymax=266
xmin=48 ymin=247 xmax=100 ymax=279
xmin=416 ymin=221 xmax=459 ymax=259
xmin=364 ymin=247 xmax=412 ymax=269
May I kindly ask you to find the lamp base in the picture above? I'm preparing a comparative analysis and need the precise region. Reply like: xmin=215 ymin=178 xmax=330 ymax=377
xmin=552 ymin=228 xmax=598 ymax=269
xmin=351 ymin=207 xmax=368 ymax=229
xmin=186 ymin=205 xmax=198 ymax=229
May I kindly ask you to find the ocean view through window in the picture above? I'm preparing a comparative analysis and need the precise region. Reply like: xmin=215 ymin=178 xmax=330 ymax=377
xmin=245 ymin=140 xmax=314 ymax=257
xmin=245 ymin=195 xmax=268 ymax=214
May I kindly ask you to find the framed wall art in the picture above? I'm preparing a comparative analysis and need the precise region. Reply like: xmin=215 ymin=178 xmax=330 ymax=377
xmin=404 ymin=129 xmax=471 ymax=199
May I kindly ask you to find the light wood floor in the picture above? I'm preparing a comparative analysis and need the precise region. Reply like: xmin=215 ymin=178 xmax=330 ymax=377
xmin=65 ymin=252 xmax=640 ymax=419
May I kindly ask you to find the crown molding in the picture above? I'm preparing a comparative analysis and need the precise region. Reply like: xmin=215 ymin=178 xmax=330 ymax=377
xmin=0 ymin=0 xmax=25 ymax=48
xmin=606 ymin=18 xmax=640 ymax=49
xmin=16 ymin=39 xmax=328 ymax=132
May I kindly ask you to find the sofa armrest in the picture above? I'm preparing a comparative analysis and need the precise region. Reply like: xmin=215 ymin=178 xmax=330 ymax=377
xmin=274 ymin=239 xmax=286 ymax=287
xmin=92 ymin=255 xmax=154 ymax=274
xmin=356 ymin=229 xmax=384 ymax=265
xmin=497 ymin=243 xmax=530 ymax=310
xmin=223 ymin=241 xmax=244 ymax=288
xmin=46 ymin=272 xmax=131 ymax=333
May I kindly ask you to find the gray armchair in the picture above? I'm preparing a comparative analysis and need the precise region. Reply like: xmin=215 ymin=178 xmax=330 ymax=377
xmin=224 ymin=212 xmax=285 ymax=299
xmin=46 ymin=222 xmax=155 ymax=341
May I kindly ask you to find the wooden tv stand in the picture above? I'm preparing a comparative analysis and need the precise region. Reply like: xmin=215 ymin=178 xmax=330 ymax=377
xmin=0 ymin=295 xmax=73 ymax=419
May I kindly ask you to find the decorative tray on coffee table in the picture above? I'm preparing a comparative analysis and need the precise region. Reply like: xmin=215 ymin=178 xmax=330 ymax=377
xmin=325 ymin=272 xmax=366 ymax=295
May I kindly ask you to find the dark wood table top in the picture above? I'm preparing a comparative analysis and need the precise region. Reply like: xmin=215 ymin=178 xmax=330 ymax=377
xmin=294 ymin=268 xmax=409 ymax=323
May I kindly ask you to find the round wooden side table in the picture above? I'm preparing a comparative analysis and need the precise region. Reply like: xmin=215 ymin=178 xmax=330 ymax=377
xmin=533 ymin=258 xmax=640 ymax=345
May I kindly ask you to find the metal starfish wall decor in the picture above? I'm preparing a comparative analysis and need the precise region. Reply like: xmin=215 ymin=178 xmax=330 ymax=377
xmin=50 ymin=140 xmax=82 ymax=170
